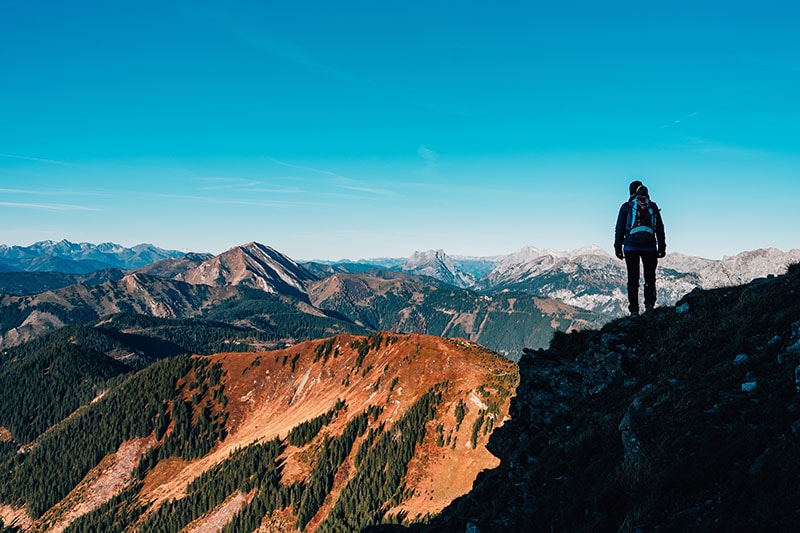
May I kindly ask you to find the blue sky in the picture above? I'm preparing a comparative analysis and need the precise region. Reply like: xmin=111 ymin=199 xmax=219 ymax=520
xmin=1 ymin=0 xmax=798 ymax=260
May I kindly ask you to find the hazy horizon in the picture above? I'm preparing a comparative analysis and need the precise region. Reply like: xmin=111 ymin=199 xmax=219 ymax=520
xmin=3 ymin=237 xmax=797 ymax=265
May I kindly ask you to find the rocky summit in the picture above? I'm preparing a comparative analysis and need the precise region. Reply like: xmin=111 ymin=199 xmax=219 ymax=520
xmin=373 ymin=262 xmax=800 ymax=532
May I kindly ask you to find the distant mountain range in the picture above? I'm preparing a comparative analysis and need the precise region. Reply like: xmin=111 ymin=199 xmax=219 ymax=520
xmin=5 ymin=241 xmax=797 ymax=313
xmin=472 ymin=245 xmax=800 ymax=316
xmin=0 ymin=242 xmax=601 ymax=358
xmin=0 ymin=240 xmax=186 ymax=273
xmin=1 ymin=240 xmax=798 ymax=358
xmin=319 ymin=245 xmax=800 ymax=317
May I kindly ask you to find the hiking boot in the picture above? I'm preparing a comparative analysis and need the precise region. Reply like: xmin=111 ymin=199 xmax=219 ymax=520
xmin=630 ymin=310 xmax=639 ymax=317
xmin=645 ymin=304 xmax=655 ymax=313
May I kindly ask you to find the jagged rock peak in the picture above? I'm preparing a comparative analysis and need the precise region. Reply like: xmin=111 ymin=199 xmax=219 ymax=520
xmin=401 ymin=249 xmax=475 ymax=288
xmin=179 ymin=241 xmax=316 ymax=294
xmin=406 ymin=248 xmax=449 ymax=264
xmin=233 ymin=242 xmax=315 ymax=279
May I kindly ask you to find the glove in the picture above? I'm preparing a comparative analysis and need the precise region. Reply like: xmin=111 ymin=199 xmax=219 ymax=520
xmin=657 ymin=249 xmax=666 ymax=258
xmin=615 ymin=248 xmax=624 ymax=260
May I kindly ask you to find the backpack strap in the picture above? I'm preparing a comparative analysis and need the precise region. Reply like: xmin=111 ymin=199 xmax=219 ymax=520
xmin=625 ymin=198 xmax=637 ymax=233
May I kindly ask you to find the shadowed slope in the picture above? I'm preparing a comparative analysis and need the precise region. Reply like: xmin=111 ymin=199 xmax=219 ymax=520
xmin=375 ymin=263 xmax=800 ymax=531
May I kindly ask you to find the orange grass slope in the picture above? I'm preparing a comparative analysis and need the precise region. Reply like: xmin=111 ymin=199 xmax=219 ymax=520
xmin=142 ymin=331 xmax=519 ymax=527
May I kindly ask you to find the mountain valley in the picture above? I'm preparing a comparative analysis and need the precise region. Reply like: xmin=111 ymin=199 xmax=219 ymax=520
xmin=1 ymin=239 xmax=799 ymax=531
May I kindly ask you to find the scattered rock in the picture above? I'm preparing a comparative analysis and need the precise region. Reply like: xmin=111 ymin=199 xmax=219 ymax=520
xmin=791 ymin=419 xmax=800 ymax=439
xmin=619 ymin=401 xmax=643 ymax=463
xmin=733 ymin=354 xmax=749 ymax=366
xmin=795 ymin=365 xmax=800 ymax=392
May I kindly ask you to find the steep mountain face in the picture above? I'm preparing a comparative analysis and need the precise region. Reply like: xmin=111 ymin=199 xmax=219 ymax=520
xmin=400 ymin=249 xmax=476 ymax=288
xmin=0 ymin=240 xmax=185 ymax=272
xmin=476 ymin=245 xmax=800 ymax=317
xmin=0 ymin=272 xmax=363 ymax=352
xmin=374 ymin=263 xmax=800 ymax=532
xmin=307 ymin=270 xmax=605 ymax=359
xmin=449 ymin=255 xmax=502 ymax=279
xmin=0 ymin=274 xmax=228 ymax=349
xmin=0 ymin=333 xmax=518 ymax=533
xmin=476 ymin=245 xmax=629 ymax=315
xmin=177 ymin=242 xmax=317 ymax=297
xmin=660 ymin=248 xmax=800 ymax=288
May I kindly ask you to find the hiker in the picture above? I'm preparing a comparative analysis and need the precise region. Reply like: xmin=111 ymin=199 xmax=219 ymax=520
xmin=614 ymin=180 xmax=666 ymax=315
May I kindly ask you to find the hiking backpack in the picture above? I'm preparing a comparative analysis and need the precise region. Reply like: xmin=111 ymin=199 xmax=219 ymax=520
xmin=626 ymin=195 xmax=657 ymax=246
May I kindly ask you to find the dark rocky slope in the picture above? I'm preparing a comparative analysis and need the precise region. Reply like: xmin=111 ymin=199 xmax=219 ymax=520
xmin=375 ymin=262 xmax=800 ymax=532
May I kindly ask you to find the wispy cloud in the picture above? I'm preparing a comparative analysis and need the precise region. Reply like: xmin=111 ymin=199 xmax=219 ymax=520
xmin=418 ymin=145 xmax=441 ymax=172
xmin=0 ymin=201 xmax=98 ymax=211
xmin=0 ymin=188 xmax=42 ymax=194
xmin=270 ymin=158 xmax=341 ymax=178
xmin=239 ymin=32 xmax=383 ymax=89
xmin=337 ymin=184 xmax=395 ymax=196
xmin=250 ymin=37 xmax=347 ymax=80
xmin=270 ymin=157 xmax=395 ymax=197
xmin=151 ymin=192 xmax=330 ymax=209
xmin=192 ymin=175 xmax=307 ymax=195
xmin=418 ymin=145 xmax=439 ymax=163
xmin=188 ymin=5 xmax=378 ymax=89
xmin=193 ymin=177 xmax=262 ymax=190
xmin=681 ymin=137 xmax=752 ymax=156
xmin=660 ymin=112 xmax=699 ymax=129
xmin=0 ymin=186 xmax=119 ymax=199
xmin=0 ymin=153 xmax=77 ymax=167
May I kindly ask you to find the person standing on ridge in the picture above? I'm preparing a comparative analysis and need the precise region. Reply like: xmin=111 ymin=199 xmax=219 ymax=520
xmin=614 ymin=180 xmax=666 ymax=316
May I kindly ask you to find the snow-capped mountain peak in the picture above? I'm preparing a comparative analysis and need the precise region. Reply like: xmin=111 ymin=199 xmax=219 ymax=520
xmin=400 ymin=249 xmax=476 ymax=288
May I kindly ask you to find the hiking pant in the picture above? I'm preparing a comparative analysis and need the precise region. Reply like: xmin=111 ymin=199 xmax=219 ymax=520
xmin=624 ymin=251 xmax=658 ymax=313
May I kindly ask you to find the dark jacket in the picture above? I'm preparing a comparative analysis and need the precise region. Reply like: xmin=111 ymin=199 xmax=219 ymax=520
xmin=614 ymin=190 xmax=666 ymax=253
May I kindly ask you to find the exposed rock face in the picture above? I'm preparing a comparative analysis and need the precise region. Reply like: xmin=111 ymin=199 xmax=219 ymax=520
xmin=0 ymin=310 xmax=65 ymax=348
xmin=374 ymin=263 xmax=800 ymax=532
xmin=0 ymin=274 xmax=230 ymax=350
xmin=400 ymin=249 xmax=476 ymax=288
xmin=177 ymin=242 xmax=317 ymax=297
xmin=475 ymin=246 xmax=800 ymax=317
